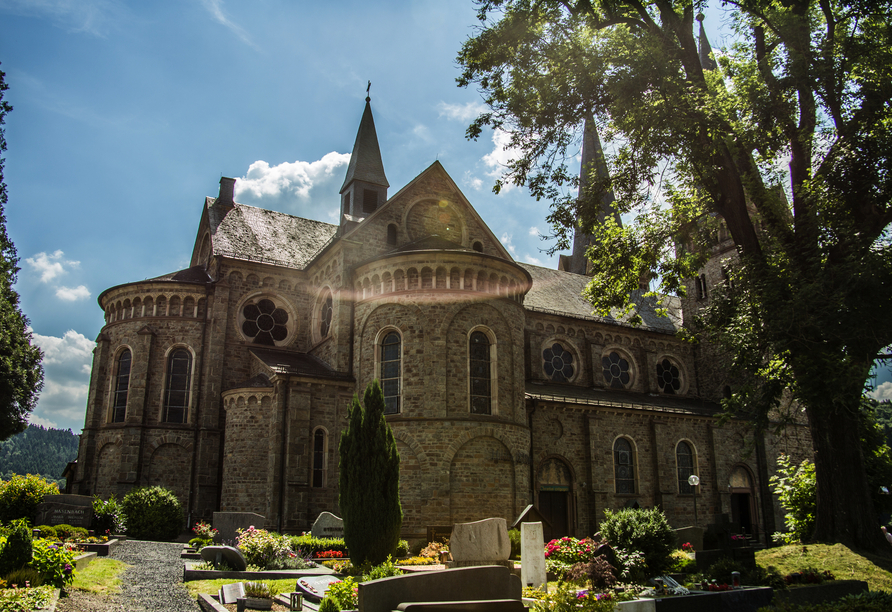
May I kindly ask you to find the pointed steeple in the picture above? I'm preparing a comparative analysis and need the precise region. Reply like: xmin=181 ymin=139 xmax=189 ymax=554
xmin=697 ymin=13 xmax=718 ymax=71
xmin=563 ymin=115 xmax=621 ymax=275
xmin=339 ymin=90 xmax=389 ymax=231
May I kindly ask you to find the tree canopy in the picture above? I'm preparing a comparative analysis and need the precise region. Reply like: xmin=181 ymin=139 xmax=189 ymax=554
xmin=0 ymin=65 xmax=43 ymax=441
xmin=458 ymin=0 xmax=892 ymax=550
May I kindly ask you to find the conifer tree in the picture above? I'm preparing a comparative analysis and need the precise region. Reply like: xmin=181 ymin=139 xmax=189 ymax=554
xmin=0 ymin=64 xmax=43 ymax=440
xmin=338 ymin=380 xmax=402 ymax=565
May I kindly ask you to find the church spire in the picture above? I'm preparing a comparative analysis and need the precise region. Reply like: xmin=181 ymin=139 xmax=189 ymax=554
xmin=339 ymin=89 xmax=389 ymax=231
xmin=697 ymin=13 xmax=718 ymax=71
xmin=563 ymin=114 xmax=621 ymax=275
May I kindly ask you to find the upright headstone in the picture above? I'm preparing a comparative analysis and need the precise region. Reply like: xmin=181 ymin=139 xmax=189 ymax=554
xmin=219 ymin=582 xmax=246 ymax=604
xmin=213 ymin=511 xmax=264 ymax=545
xmin=448 ymin=517 xmax=511 ymax=568
xmin=674 ymin=526 xmax=704 ymax=552
xmin=201 ymin=545 xmax=249 ymax=571
xmin=310 ymin=512 xmax=344 ymax=539
xmin=34 ymin=494 xmax=93 ymax=528
xmin=520 ymin=522 xmax=547 ymax=590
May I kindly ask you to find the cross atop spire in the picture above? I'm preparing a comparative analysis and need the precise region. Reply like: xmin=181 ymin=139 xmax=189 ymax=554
xmin=339 ymin=93 xmax=389 ymax=231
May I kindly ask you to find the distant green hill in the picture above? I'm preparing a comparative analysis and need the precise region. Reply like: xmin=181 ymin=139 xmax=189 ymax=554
xmin=0 ymin=425 xmax=79 ymax=489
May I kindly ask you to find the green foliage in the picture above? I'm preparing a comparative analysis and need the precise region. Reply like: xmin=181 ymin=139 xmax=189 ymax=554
xmin=0 ymin=67 xmax=43 ymax=441
xmin=34 ymin=526 xmax=55 ymax=540
xmin=244 ymin=581 xmax=273 ymax=599
xmin=859 ymin=398 xmax=892 ymax=517
xmin=120 ymin=486 xmax=183 ymax=541
xmin=667 ymin=550 xmax=696 ymax=574
xmin=544 ymin=537 xmax=599 ymax=579
xmin=0 ymin=520 xmax=31 ymax=576
xmin=507 ymin=529 xmax=521 ymax=559
xmin=0 ymin=473 xmax=58 ymax=523
xmin=326 ymin=577 xmax=358 ymax=611
xmin=92 ymin=495 xmax=126 ymax=535
xmin=758 ymin=591 xmax=892 ymax=612
xmin=769 ymin=454 xmax=816 ymax=544
xmin=0 ymin=426 xmax=78 ymax=489
xmin=599 ymin=508 xmax=675 ymax=577
xmin=394 ymin=539 xmax=409 ymax=557
xmin=744 ymin=564 xmax=786 ymax=590
xmin=235 ymin=526 xmax=295 ymax=570
xmin=531 ymin=581 xmax=617 ymax=612
xmin=362 ymin=555 xmax=401 ymax=581
xmin=0 ymin=585 xmax=53 ymax=611
xmin=3 ymin=566 xmax=41 ymax=587
xmin=339 ymin=380 xmax=402 ymax=566
xmin=566 ymin=557 xmax=617 ymax=589
xmin=289 ymin=534 xmax=347 ymax=557
xmin=319 ymin=595 xmax=341 ymax=612
xmin=457 ymin=0 xmax=892 ymax=549
xmin=29 ymin=539 xmax=76 ymax=588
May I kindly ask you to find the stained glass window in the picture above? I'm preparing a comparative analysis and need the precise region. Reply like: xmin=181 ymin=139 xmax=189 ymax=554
xmin=614 ymin=438 xmax=635 ymax=494
xmin=677 ymin=441 xmax=695 ymax=494
xmin=112 ymin=350 xmax=131 ymax=423
xmin=242 ymin=298 xmax=289 ymax=345
xmin=602 ymin=351 xmax=631 ymax=389
xmin=381 ymin=332 xmax=401 ymax=414
xmin=657 ymin=358 xmax=681 ymax=394
xmin=470 ymin=331 xmax=491 ymax=415
xmin=164 ymin=349 xmax=191 ymax=423
xmin=543 ymin=343 xmax=574 ymax=382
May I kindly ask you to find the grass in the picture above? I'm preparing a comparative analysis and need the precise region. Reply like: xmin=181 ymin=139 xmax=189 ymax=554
xmin=755 ymin=543 xmax=892 ymax=593
xmin=69 ymin=558 xmax=129 ymax=594
xmin=185 ymin=578 xmax=296 ymax=598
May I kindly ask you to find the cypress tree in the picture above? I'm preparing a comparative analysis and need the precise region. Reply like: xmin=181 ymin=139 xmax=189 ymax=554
xmin=338 ymin=379 xmax=402 ymax=565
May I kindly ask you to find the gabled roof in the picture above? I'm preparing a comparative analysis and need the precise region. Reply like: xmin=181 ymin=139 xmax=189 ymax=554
xmin=340 ymin=99 xmax=389 ymax=192
xmin=207 ymin=199 xmax=337 ymax=269
xmin=249 ymin=348 xmax=353 ymax=381
xmin=519 ymin=263 xmax=681 ymax=333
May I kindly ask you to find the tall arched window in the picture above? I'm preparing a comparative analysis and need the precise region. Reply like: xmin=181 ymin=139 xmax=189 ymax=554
xmin=387 ymin=224 xmax=398 ymax=245
xmin=381 ymin=332 xmax=401 ymax=414
xmin=677 ymin=441 xmax=696 ymax=494
xmin=469 ymin=331 xmax=491 ymax=415
xmin=111 ymin=349 xmax=131 ymax=423
xmin=312 ymin=428 xmax=327 ymax=487
xmin=164 ymin=348 xmax=192 ymax=423
xmin=614 ymin=438 xmax=636 ymax=494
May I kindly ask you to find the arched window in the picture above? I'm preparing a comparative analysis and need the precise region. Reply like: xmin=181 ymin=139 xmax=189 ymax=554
xmin=677 ymin=441 xmax=696 ymax=494
xmin=111 ymin=349 xmax=131 ymax=423
xmin=381 ymin=332 xmax=401 ymax=414
xmin=312 ymin=428 xmax=327 ymax=487
xmin=697 ymin=274 xmax=708 ymax=300
xmin=387 ymin=224 xmax=398 ymax=245
xmin=472 ymin=241 xmax=483 ymax=252
xmin=614 ymin=438 xmax=636 ymax=494
xmin=469 ymin=331 xmax=491 ymax=415
xmin=164 ymin=349 xmax=192 ymax=423
xmin=320 ymin=293 xmax=333 ymax=338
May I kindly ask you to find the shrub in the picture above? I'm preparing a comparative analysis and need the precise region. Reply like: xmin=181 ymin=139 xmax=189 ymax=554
xmin=531 ymin=581 xmax=617 ymax=612
xmin=566 ymin=556 xmax=617 ymax=589
xmin=290 ymin=535 xmax=348 ymax=557
xmin=508 ymin=529 xmax=521 ymax=559
xmin=34 ymin=525 xmax=56 ymax=540
xmin=394 ymin=539 xmax=409 ymax=557
xmin=244 ymin=581 xmax=273 ymax=599
xmin=745 ymin=565 xmax=785 ymax=590
xmin=327 ymin=577 xmax=358 ymax=610
xmin=545 ymin=537 xmax=598 ymax=579
xmin=0 ymin=474 xmax=59 ymax=523
xmin=0 ymin=519 xmax=33 ymax=576
xmin=120 ymin=486 xmax=183 ymax=541
xmin=236 ymin=526 xmax=294 ymax=569
xmin=92 ymin=495 xmax=126 ymax=535
xmin=3 ymin=566 xmax=42 ymax=588
xmin=28 ymin=539 xmax=76 ymax=588
xmin=667 ymin=550 xmax=696 ymax=574
xmin=339 ymin=381 xmax=402 ymax=565
xmin=769 ymin=454 xmax=816 ymax=544
xmin=419 ymin=541 xmax=447 ymax=558
xmin=704 ymin=557 xmax=743 ymax=584
xmin=362 ymin=556 xmax=401 ymax=581
xmin=319 ymin=596 xmax=341 ymax=612
xmin=599 ymin=508 xmax=675 ymax=577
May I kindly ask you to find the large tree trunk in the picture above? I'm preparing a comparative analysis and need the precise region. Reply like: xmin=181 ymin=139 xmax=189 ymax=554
xmin=806 ymin=393 xmax=883 ymax=551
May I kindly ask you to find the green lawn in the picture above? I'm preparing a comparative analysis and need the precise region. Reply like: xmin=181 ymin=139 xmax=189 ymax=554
xmin=70 ymin=558 xmax=129 ymax=594
xmin=755 ymin=543 xmax=892 ymax=593
xmin=185 ymin=578 xmax=297 ymax=598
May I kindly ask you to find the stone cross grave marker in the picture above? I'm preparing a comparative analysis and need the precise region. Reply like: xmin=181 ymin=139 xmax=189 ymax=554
xmin=219 ymin=582 xmax=246 ymax=604
xmin=310 ymin=511 xmax=344 ymax=539
xmin=200 ymin=545 xmax=248 ymax=571
xmin=520 ymin=522 xmax=547 ymax=590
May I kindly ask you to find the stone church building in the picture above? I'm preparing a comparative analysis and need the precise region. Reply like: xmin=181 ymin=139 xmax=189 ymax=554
xmin=71 ymin=95 xmax=810 ymax=544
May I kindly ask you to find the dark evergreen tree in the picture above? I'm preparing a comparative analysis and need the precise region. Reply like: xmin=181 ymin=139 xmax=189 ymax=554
xmin=338 ymin=380 xmax=402 ymax=565
xmin=0 ymin=64 xmax=43 ymax=440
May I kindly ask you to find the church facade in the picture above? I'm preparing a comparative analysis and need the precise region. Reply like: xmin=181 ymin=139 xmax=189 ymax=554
xmin=71 ymin=97 xmax=810 ymax=544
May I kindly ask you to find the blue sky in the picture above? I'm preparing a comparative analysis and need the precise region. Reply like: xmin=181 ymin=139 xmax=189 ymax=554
xmin=0 ymin=1 xmax=889 ymax=431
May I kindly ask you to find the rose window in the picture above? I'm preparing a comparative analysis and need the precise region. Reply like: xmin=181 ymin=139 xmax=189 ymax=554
xmin=242 ymin=298 xmax=289 ymax=345
xmin=602 ymin=351 xmax=631 ymax=389
xmin=656 ymin=358 xmax=681 ymax=394
xmin=543 ymin=343 xmax=574 ymax=382
xmin=320 ymin=294 xmax=333 ymax=338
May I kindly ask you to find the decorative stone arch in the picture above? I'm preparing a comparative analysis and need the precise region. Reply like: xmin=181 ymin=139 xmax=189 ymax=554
xmin=146 ymin=435 xmax=193 ymax=454
xmin=144 ymin=442 xmax=192 ymax=506
xmin=447 ymin=430 xmax=518 ymax=524
xmin=402 ymin=196 xmax=469 ymax=246
xmin=390 ymin=428 xmax=431 ymax=471
xmin=443 ymin=426 xmax=521 ymax=466
xmin=728 ymin=463 xmax=759 ymax=538
xmin=600 ymin=345 xmax=637 ymax=390
xmin=313 ymin=285 xmax=336 ymax=344
xmin=536 ymin=455 xmax=576 ymax=540
xmin=94 ymin=439 xmax=123 ymax=500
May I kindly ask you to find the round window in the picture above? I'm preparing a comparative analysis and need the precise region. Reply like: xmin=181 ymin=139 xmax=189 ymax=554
xmin=656 ymin=358 xmax=681 ymax=394
xmin=543 ymin=343 xmax=574 ymax=382
xmin=242 ymin=298 xmax=290 ymax=345
xmin=602 ymin=351 xmax=631 ymax=389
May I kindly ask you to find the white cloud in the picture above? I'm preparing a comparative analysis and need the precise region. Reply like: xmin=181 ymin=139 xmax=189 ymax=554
xmin=529 ymin=226 xmax=540 ymax=236
xmin=200 ymin=0 xmax=258 ymax=50
xmin=500 ymin=232 xmax=517 ymax=255
xmin=462 ymin=171 xmax=484 ymax=191
xmin=0 ymin=0 xmax=125 ymax=37
xmin=56 ymin=285 xmax=91 ymax=301
xmin=234 ymin=152 xmax=351 ymax=217
xmin=25 ymin=250 xmax=80 ymax=283
xmin=437 ymin=101 xmax=487 ymax=123
xmin=412 ymin=124 xmax=433 ymax=143
xmin=482 ymin=129 xmax=522 ymax=192
xmin=523 ymin=255 xmax=544 ymax=265
xmin=28 ymin=413 xmax=58 ymax=429
xmin=870 ymin=381 xmax=892 ymax=402
xmin=30 ymin=330 xmax=94 ymax=431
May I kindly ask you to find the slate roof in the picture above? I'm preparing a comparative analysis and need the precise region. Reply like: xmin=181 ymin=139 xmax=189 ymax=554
xmin=519 ymin=263 xmax=681 ymax=334
xmin=228 ymin=373 xmax=273 ymax=390
xmin=249 ymin=348 xmax=353 ymax=381
xmin=208 ymin=200 xmax=338 ymax=269
xmin=525 ymin=382 xmax=721 ymax=417
xmin=145 ymin=265 xmax=213 ymax=284
xmin=340 ymin=99 xmax=389 ymax=191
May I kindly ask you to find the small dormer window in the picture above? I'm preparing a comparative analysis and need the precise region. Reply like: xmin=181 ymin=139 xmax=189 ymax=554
xmin=363 ymin=189 xmax=378 ymax=213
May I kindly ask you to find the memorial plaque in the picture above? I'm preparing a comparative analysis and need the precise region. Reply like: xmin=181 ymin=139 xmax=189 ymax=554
xmin=213 ymin=511 xmax=265 ymax=545
xmin=35 ymin=495 xmax=93 ymax=527
xmin=295 ymin=575 xmax=341 ymax=602
xmin=310 ymin=511 xmax=344 ymax=539
xmin=220 ymin=582 xmax=246 ymax=604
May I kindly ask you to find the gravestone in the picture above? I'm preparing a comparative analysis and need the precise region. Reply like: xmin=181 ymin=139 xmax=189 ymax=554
xmin=34 ymin=494 xmax=93 ymax=528
xmin=295 ymin=575 xmax=342 ymax=602
xmin=520 ymin=522 xmax=546 ymax=590
xmin=201 ymin=545 xmax=248 ymax=571
xmin=213 ymin=511 xmax=264 ymax=545
xmin=219 ymin=582 xmax=246 ymax=604
xmin=673 ymin=526 xmax=704 ymax=552
xmin=310 ymin=511 xmax=344 ymax=539
xmin=448 ymin=518 xmax=511 ymax=567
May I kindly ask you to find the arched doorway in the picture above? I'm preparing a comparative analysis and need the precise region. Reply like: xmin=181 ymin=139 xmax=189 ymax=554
xmin=537 ymin=458 xmax=573 ymax=542
xmin=729 ymin=465 xmax=758 ymax=539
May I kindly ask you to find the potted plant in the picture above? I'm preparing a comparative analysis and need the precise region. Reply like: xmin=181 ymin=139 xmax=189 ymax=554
xmin=239 ymin=581 xmax=274 ymax=610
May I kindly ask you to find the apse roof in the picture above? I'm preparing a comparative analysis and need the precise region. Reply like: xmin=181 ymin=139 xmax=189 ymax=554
xmin=525 ymin=382 xmax=721 ymax=417
xmin=249 ymin=348 xmax=353 ymax=381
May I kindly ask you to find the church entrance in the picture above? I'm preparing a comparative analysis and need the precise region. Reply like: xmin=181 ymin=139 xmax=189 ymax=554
xmin=537 ymin=458 xmax=573 ymax=542
xmin=729 ymin=465 xmax=758 ymax=539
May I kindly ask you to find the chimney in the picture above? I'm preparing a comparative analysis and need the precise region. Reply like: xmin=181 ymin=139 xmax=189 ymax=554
xmin=217 ymin=177 xmax=236 ymax=209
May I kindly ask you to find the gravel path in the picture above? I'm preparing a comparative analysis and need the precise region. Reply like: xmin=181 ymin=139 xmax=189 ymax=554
xmin=57 ymin=540 xmax=200 ymax=612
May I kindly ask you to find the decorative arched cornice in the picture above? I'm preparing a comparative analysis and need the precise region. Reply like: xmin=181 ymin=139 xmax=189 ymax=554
xmin=443 ymin=426 xmax=521 ymax=466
